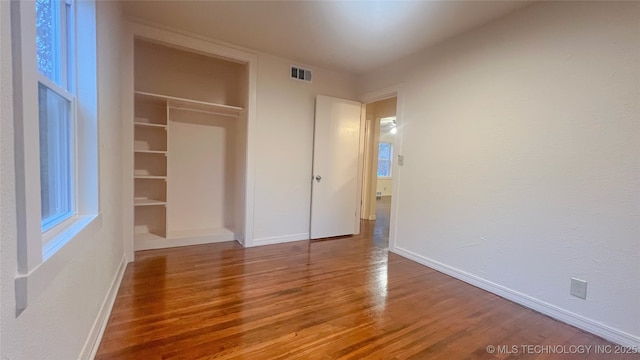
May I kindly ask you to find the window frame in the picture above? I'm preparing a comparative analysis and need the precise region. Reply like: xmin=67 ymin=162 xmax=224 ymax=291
xmin=36 ymin=0 xmax=74 ymax=89
xmin=36 ymin=0 xmax=78 ymax=235
xmin=377 ymin=141 xmax=393 ymax=179
xmin=11 ymin=0 xmax=99 ymax=313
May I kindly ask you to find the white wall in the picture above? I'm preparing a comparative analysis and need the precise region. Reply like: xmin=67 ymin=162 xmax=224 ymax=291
xmin=0 ymin=1 xmax=12 ymax=354
xmin=1 ymin=2 xmax=125 ymax=359
xmin=167 ymin=109 xmax=236 ymax=233
xmin=360 ymin=1 xmax=640 ymax=344
xmin=252 ymin=52 xmax=358 ymax=244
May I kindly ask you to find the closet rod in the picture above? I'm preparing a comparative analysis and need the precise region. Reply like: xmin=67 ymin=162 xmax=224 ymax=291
xmin=168 ymin=105 xmax=239 ymax=118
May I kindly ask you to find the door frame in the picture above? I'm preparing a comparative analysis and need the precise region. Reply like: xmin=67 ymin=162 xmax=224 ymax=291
xmin=360 ymin=84 xmax=404 ymax=252
xmin=120 ymin=22 xmax=258 ymax=261
xmin=361 ymin=112 xmax=376 ymax=221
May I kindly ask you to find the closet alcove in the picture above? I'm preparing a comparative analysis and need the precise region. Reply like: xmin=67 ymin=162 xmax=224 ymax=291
xmin=132 ymin=39 xmax=248 ymax=250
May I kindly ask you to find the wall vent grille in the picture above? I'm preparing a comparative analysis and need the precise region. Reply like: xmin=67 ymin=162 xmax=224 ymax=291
xmin=290 ymin=66 xmax=312 ymax=82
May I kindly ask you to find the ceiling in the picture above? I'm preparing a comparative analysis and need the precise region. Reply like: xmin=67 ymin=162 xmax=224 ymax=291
xmin=122 ymin=1 xmax=532 ymax=75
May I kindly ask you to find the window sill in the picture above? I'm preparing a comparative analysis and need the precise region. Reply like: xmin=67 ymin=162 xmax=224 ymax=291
xmin=15 ymin=213 xmax=102 ymax=314
xmin=42 ymin=214 xmax=97 ymax=261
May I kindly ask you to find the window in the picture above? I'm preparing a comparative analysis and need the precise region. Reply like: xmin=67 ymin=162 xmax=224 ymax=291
xmin=13 ymin=0 xmax=98 ymax=313
xmin=36 ymin=0 xmax=76 ymax=232
xmin=377 ymin=142 xmax=393 ymax=178
xmin=38 ymin=84 xmax=74 ymax=231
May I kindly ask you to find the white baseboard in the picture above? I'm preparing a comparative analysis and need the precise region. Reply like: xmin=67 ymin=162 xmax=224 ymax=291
xmin=252 ymin=232 xmax=309 ymax=247
xmin=78 ymin=255 xmax=127 ymax=360
xmin=392 ymin=246 xmax=640 ymax=348
xmin=369 ymin=215 xmax=376 ymax=221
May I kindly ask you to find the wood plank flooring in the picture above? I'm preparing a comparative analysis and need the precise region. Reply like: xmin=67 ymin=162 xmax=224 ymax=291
xmin=97 ymin=200 xmax=635 ymax=359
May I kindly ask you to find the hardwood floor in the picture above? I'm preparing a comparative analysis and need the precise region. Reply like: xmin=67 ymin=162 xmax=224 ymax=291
xmin=97 ymin=204 xmax=634 ymax=359
xmin=372 ymin=196 xmax=391 ymax=247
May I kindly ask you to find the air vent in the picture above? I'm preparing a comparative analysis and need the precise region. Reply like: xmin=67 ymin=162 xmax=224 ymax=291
xmin=290 ymin=65 xmax=312 ymax=83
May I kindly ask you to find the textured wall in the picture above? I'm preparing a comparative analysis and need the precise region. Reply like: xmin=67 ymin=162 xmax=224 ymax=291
xmin=252 ymin=52 xmax=358 ymax=243
xmin=360 ymin=1 xmax=640 ymax=341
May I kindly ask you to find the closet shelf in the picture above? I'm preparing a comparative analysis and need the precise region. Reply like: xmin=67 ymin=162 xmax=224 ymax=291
xmin=134 ymin=149 xmax=167 ymax=155
xmin=135 ymin=91 xmax=243 ymax=117
xmin=134 ymin=122 xmax=167 ymax=129
xmin=134 ymin=175 xmax=167 ymax=180
xmin=134 ymin=198 xmax=166 ymax=207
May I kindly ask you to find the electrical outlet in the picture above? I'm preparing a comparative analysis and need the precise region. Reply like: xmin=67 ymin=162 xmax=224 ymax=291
xmin=570 ymin=278 xmax=587 ymax=299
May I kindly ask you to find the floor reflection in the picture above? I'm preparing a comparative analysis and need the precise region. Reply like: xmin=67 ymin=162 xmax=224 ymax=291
xmin=373 ymin=196 xmax=391 ymax=247
xmin=133 ymin=256 xmax=167 ymax=318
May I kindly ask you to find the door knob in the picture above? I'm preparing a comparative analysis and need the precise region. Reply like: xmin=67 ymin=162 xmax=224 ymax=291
xmin=315 ymin=175 xmax=322 ymax=182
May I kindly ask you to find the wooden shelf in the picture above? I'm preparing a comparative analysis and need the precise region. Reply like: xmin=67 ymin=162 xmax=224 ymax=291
xmin=134 ymin=175 xmax=167 ymax=180
xmin=134 ymin=149 xmax=167 ymax=155
xmin=134 ymin=198 xmax=166 ymax=207
xmin=135 ymin=91 xmax=243 ymax=117
xmin=135 ymin=91 xmax=167 ymax=106
xmin=135 ymin=122 xmax=167 ymax=129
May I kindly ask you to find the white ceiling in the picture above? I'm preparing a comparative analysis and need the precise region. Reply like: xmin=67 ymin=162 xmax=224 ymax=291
xmin=122 ymin=1 xmax=531 ymax=75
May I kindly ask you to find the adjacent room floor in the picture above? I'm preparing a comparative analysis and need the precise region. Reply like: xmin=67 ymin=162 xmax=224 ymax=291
xmin=96 ymin=199 xmax=631 ymax=359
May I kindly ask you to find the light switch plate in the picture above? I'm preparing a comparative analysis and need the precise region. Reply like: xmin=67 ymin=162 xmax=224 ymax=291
xmin=397 ymin=155 xmax=404 ymax=166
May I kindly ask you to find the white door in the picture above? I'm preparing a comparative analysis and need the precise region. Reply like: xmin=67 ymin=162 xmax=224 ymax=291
xmin=310 ymin=95 xmax=363 ymax=239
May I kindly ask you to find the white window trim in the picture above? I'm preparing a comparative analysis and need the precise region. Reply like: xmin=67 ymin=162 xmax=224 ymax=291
xmin=11 ymin=0 xmax=99 ymax=314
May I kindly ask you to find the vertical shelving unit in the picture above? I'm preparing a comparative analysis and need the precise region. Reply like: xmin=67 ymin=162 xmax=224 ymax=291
xmin=134 ymin=93 xmax=168 ymax=242
xmin=131 ymin=39 xmax=248 ymax=251
xmin=132 ymin=91 xmax=243 ymax=249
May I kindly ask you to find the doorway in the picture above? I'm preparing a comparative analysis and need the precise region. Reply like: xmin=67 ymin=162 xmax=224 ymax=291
xmin=361 ymin=97 xmax=397 ymax=245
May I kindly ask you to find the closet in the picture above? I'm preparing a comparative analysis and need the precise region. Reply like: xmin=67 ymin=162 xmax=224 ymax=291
xmin=132 ymin=39 xmax=248 ymax=250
